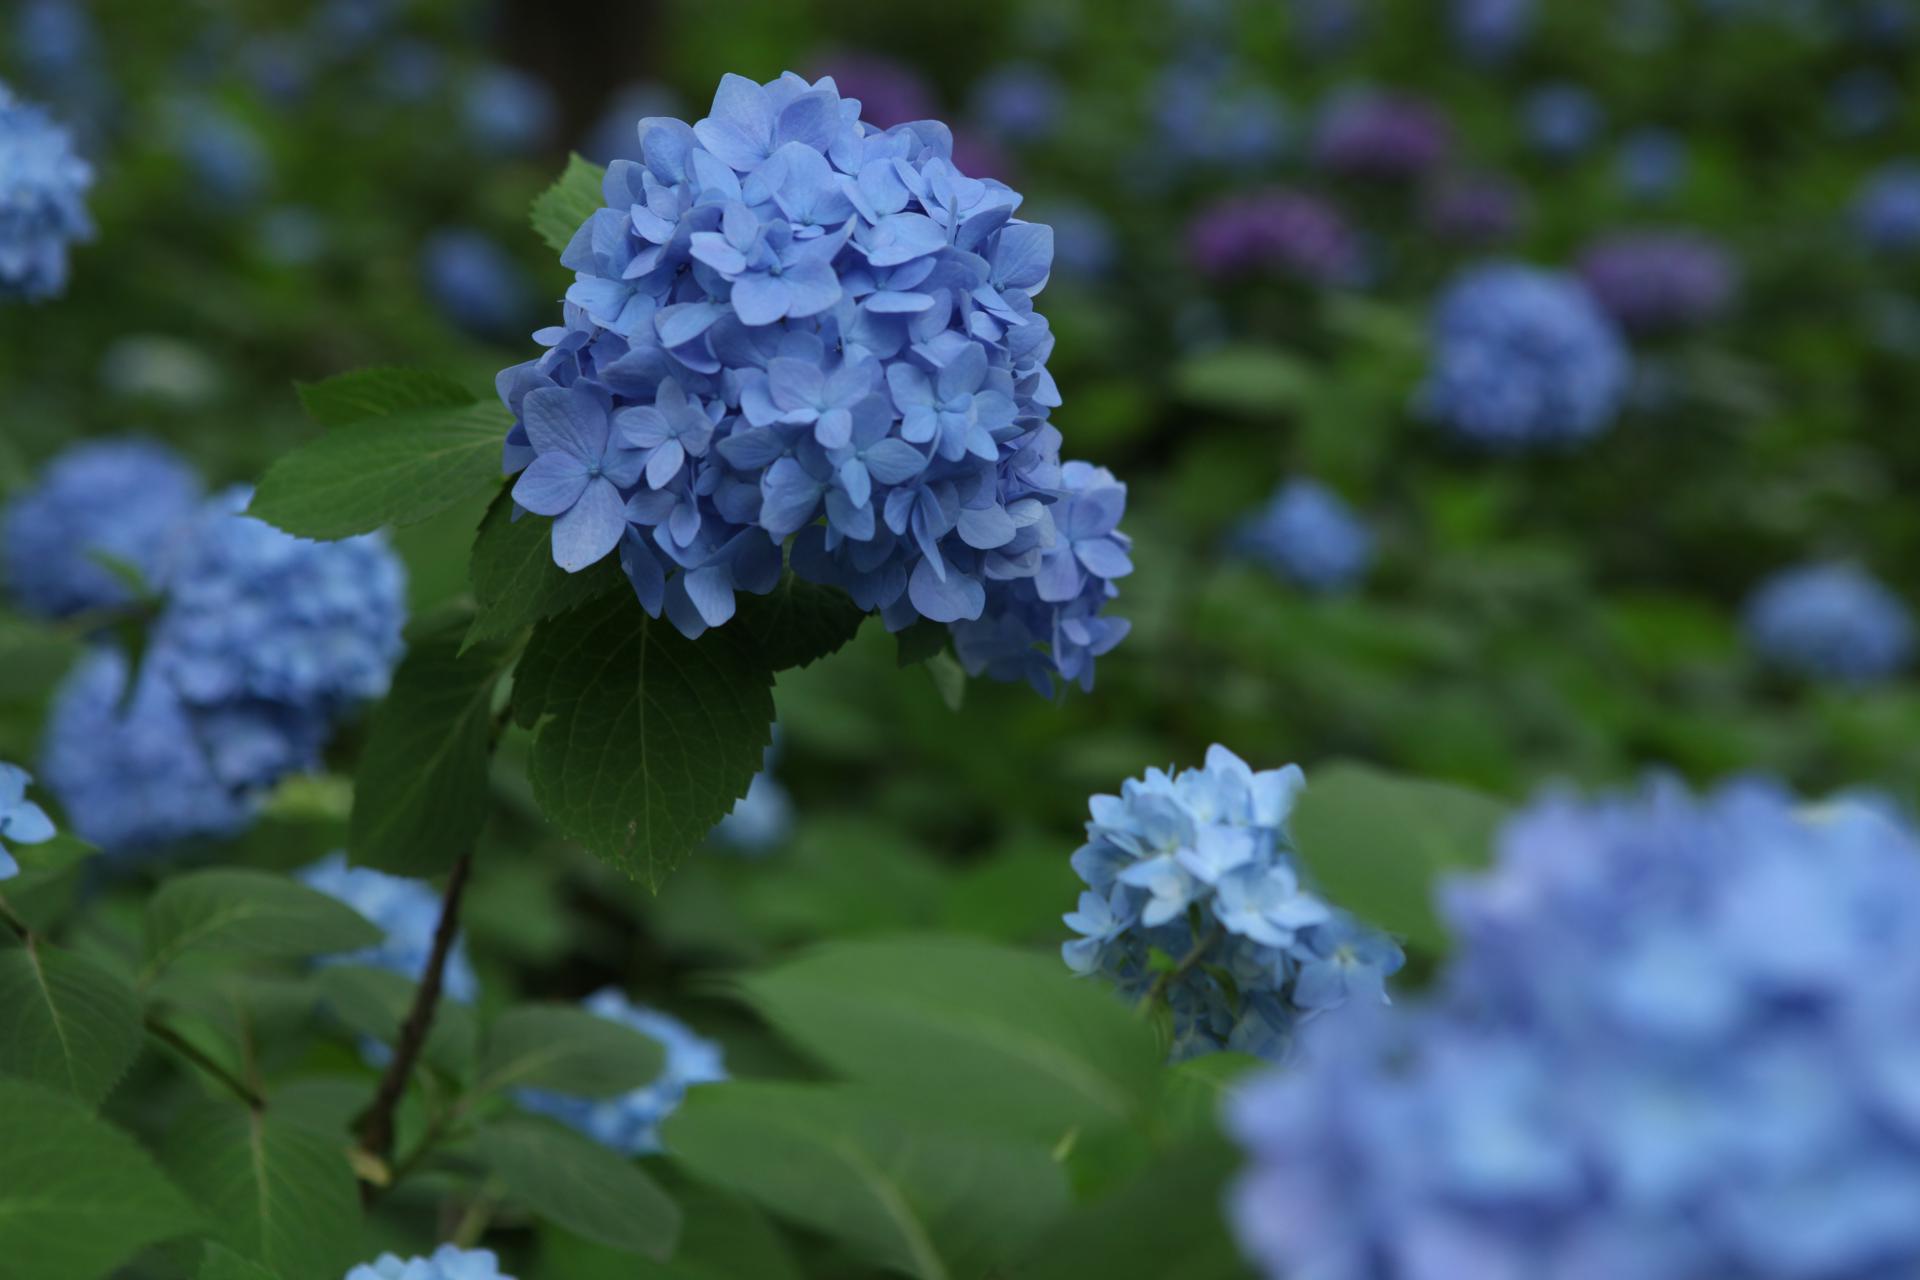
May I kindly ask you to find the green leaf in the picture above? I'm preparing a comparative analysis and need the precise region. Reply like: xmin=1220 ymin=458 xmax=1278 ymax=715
xmin=1289 ymin=761 xmax=1510 ymax=952
xmin=477 ymin=1003 xmax=666 ymax=1097
xmin=0 ymin=943 xmax=142 ymax=1107
xmin=731 ymin=574 xmax=866 ymax=671
xmin=464 ymin=488 xmax=624 ymax=651
xmin=295 ymin=367 xmax=477 ymax=428
xmin=892 ymin=619 xmax=948 ymax=667
xmin=2 ymin=831 xmax=94 ymax=882
xmin=512 ymin=592 xmax=776 ymax=887
xmin=538 ymin=1180 xmax=801 ymax=1280
xmin=164 ymin=1103 xmax=361 ymax=1280
xmin=1013 ymin=1141 xmax=1250 ymax=1280
xmin=924 ymin=650 xmax=966 ymax=712
xmin=0 ymin=1078 xmax=198 ymax=1280
xmin=474 ymin=1118 xmax=680 ymax=1260
xmin=144 ymin=869 xmax=385 ymax=980
xmin=665 ymin=1082 xmax=1066 ymax=1280
xmin=249 ymin=401 xmax=512 ymax=540
xmin=532 ymin=154 xmax=609 ymax=254
xmin=312 ymin=966 xmax=474 ymax=1079
xmin=740 ymin=936 xmax=1163 ymax=1142
xmin=197 ymin=1243 xmax=283 ymax=1280
xmin=1172 ymin=345 xmax=1317 ymax=416
xmin=349 ymin=614 xmax=512 ymax=874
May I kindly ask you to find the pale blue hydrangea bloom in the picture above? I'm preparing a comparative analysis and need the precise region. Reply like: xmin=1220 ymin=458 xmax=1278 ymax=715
xmin=0 ymin=761 xmax=55 ymax=880
xmin=1231 ymin=479 xmax=1374 ymax=593
xmin=1744 ymin=561 xmax=1914 ymax=684
xmin=1228 ymin=780 xmax=1920 ymax=1280
xmin=1855 ymin=160 xmax=1920 ymax=253
xmin=1420 ymin=263 xmax=1630 ymax=450
xmin=299 ymin=853 xmax=479 ymax=1003
xmin=516 ymin=989 xmax=726 ymax=1155
xmin=710 ymin=766 xmax=793 ymax=854
xmin=970 ymin=63 xmax=1065 ymax=144
xmin=1063 ymin=747 xmax=1403 ymax=1061
xmin=1 ymin=439 xmax=204 ymax=618
xmin=462 ymin=65 xmax=557 ymax=156
xmin=346 ymin=1245 xmax=512 ymax=1280
xmin=420 ymin=228 xmax=532 ymax=341
xmin=500 ymin=72 xmax=1131 ymax=692
xmin=1523 ymin=82 xmax=1604 ymax=158
xmin=0 ymin=81 xmax=93 ymax=300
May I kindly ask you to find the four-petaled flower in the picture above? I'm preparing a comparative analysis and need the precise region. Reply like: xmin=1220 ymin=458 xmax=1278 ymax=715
xmin=512 ymin=384 xmax=645 ymax=571
xmin=0 ymin=762 xmax=55 ymax=880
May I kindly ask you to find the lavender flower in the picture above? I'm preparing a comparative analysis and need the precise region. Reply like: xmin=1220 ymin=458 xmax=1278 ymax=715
xmin=1577 ymin=231 xmax=1738 ymax=334
xmin=1312 ymin=90 xmax=1449 ymax=181
xmin=1186 ymin=188 xmax=1360 ymax=285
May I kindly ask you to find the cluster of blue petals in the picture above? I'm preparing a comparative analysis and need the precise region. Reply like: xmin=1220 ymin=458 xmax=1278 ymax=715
xmin=709 ymin=743 xmax=793 ymax=854
xmin=346 ymin=1246 xmax=512 ymax=1280
xmin=300 ymin=853 xmax=480 ymax=1004
xmin=1228 ymin=780 xmax=1920 ymax=1280
xmin=0 ymin=439 xmax=204 ymax=618
xmin=498 ymin=72 xmax=1132 ymax=694
xmin=1855 ymin=160 xmax=1920 ymax=253
xmin=1744 ymin=561 xmax=1914 ymax=684
xmin=1063 ymin=747 xmax=1404 ymax=1061
xmin=0 ymin=81 xmax=92 ymax=301
xmin=0 ymin=761 xmax=55 ymax=880
xmin=1230 ymin=479 xmax=1374 ymax=593
xmin=516 ymin=988 xmax=726 ymax=1155
xmin=1420 ymin=263 xmax=1631 ymax=449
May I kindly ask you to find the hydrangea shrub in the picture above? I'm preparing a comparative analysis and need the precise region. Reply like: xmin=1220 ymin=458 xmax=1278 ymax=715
xmin=0 ymin=81 xmax=93 ymax=300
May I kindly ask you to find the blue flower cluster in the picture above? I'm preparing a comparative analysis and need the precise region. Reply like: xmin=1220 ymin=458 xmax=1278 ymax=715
xmin=1523 ymin=82 xmax=1604 ymax=158
xmin=1230 ymin=479 xmax=1374 ymax=593
xmin=1 ymin=439 xmax=204 ymax=618
xmin=516 ymin=989 xmax=726 ymax=1155
xmin=0 ymin=81 xmax=93 ymax=301
xmin=499 ymin=72 xmax=1132 ymax=693
xmin=1420 ymin=263 xmax=1631 ymax=450
xmin=1744 ymin=561 xmax=1914 ymax=684
xmin=0 ymin=761 xmax=55 ymax=881
xmin=1063 ymin=747 xmax=1403 ymax=1061
xmin=1228 ymin=780 xmax=1920 ymax=1280
xmin=709 ymin=744 xmax=793 ymax=854
xmin=299 ymin=853 xmax=479 ymax=1004
xmin=1855 ymin=160 xmax=1920 ymax=253
xmin=1451 ymin=0 xmax=1534 ymax=62
xmin=420 ymin=228 xmax=532 ymax=342
xmin=346 ymin=1245 xmax=512 ymax=1280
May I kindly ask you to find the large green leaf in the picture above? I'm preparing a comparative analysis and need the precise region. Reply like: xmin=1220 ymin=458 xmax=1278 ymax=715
xmin=250 ymin=378 xmax=511 ymax=539
xmin=144 ymin=869 xmax=384 ymax=980
xmin=665 ymin=1082 xmax=1066 ymax=1280
xmin=474 ymin=1118 xmax=680 ymax=1260
xmin=531 ymin=154 xmax=608 ymax=254
xmin=197 ymin=1243 xmax=283 ymax=1280
xmin=1289 ymin=761 xmax=1510 ymax=952
xmin=1012 ymin=1141 xmax=1251 ymax=1280
xmin=164 ymin=1103 xmax=361 ymax=1280
xmin=731 ymin=575 xmax=866 ymax=672
xmin=464 ymin=489 xmax=624 ymax=651
xmin=741 ymin=936 xmax=1163 ymax=1142
xmin=0 ymin=943 xmax=142 ymax=1107
xmin=512 ymin=592 xmax=776 ymax=886
xmin=312 ymin=965 xmax=474 ymax=1079
xmin=294 ymin=367 xmax=476 ymax=428
xmin=538 ymin=1180 xmax=801 ymax=1280
xmin=1171 ymin=345 xmax=1317 ymax=416
xmin=476 ymin=1004 xmax=666 ymax=1097
xmin=350 ymin=614 xmax=513 ymax=874
xmin=0 ymin=1079 xmax=198 ymax=1280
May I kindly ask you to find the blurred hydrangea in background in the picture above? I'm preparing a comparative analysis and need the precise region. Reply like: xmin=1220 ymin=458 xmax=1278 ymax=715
xmin=0 ymin=762 xmax=55 ymax=880
xmin=419 ymin=227 xmax=533 ymax=341
xmin=0 ymin=81 xmax=94 ymax=301
xmin=1744 ymin=561 xmax=1915 ymax=684
xmin=1577 ymin=231 xmax=1738 ymax=335
xmin=516 ymin=989 xmax=727 ymax=1155
xmin=1231 ymin=479 xmax=1374 ymax=593
xmin=1063 ymin=746 xmax=1403 ymax=1060
xmin=1312 ymin=89 xmax=1448 ymax=181
xmin=1855 ymin=160 xmax=1920 ymax=253
xmin=346 ymin=1245 xmax=513 ymax=1280
xmin=301 ymin=853 xmax=480 ymax=1004
xmin=1186 ymin=188 xmax=1360 ymax=286
xmin=1523 ymin=82 xmax=1604 ymax=158
xmin=1228 ymin=780 xmax=1920 ymax=1279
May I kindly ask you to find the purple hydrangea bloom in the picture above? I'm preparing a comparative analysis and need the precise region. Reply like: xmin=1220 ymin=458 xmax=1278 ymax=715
xmin=0 ymin=761 xmax=55 ymax=880
xmin=1424 ymin=174 xmax=1526 ymax=246
xmin=1420 ymin=263 xmax=1631 ymax=450
xmin=1062 ymin=747 xmax=1403 ymax=1061
xmin=1523 ymin=82 xmax=1604 ymax=158
xmin=501 ymin=72 xmax=1131 ymax=691
xmin=1 ymin=439 xmax=203 ymax=619
xmin=516 ymin=989 xmax=727 ymax=1155
xmin=1577 ymin=231 xmax=1738 ymax=334
xmin=1855 ymin=160 xmax=1920 ymax=253
xmin=300 ymin=853 xmax=479 ymax=1003
xmin=1744 ymin=561 xmax=1914 ymax=684
xmin=346 ymin=1246 xmax=512 ymax=1280
xmin=1312 ymin=90 xmax=1449 ymax=181
xmin=0 ymin=81 xmax=93 ymax=300
xmin=1231 ymin=478 xmax=1374 ymax=593
xmin=1229 ymin=780 xmax=1920 ymax=1280
xmin=1186 ymin=188 xmax=1359 ymax=285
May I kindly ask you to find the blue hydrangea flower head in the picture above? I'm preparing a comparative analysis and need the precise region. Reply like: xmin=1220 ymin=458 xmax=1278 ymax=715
xmin=1523 ymin=83 xmax=1604 ymax=159
xmin=1228 ymin=779 xmax=1920 ymax=1279
xmin=346 ymin=1245 xmax=512 ymax=1280
xmin=420 ymin=228 xmax=532 ymax=341
xmin=168 ymin=98 xmax=268 ymax=204
xmin=1577 ymin=230 xmax=1738 ymax=334
xmin=1617 ymin=127 xmax=1686 ymax=201
xmin=0 ymin=81 xmax=94 ymax=301
xmin=299 ymin=853 xmax=479 ymax=1003
xmin=498 ymin=71 xmax=1131 ymax=692
xmin=1855 ymin=160 xmax=1920 ymax=253
xmin=1231 ymin=479 xmax=1374 ymax=593
xmin=1 ymin=439 xmax=204 ymax=619
xmin=1152 ymin=62 xmax=1289 ymax=168
xmin=1745 ymin=561 xmax=1914 ymax=684
xmin=1420 ymin=262 xmax=1631 ymax=450
xmin=40 ymin=647 xmax=257 ymax=857
xmin=463 ymin=65 xmax=557 ymax=156
xmin=0 ymin=761 xmax=55 ymax=880
xmin=710 ymin=740 xmax=792 ymax=854
xmin=1452 ymin=0 xmax=1534 ymax=61
xmin=516 ymin=989 xmax=727 ymax=1155
xmin=1062 ymin=747 xmax=1403 ymax=1061
xmin=970 ymin=63 xmax=1065 ymax=144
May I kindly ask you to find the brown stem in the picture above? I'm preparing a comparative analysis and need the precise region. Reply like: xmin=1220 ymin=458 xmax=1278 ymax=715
xmin=145 ymin=1014 xmax=268 ymax=1111
xmin=353 ymin=851 xmax=473 ymax=1174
